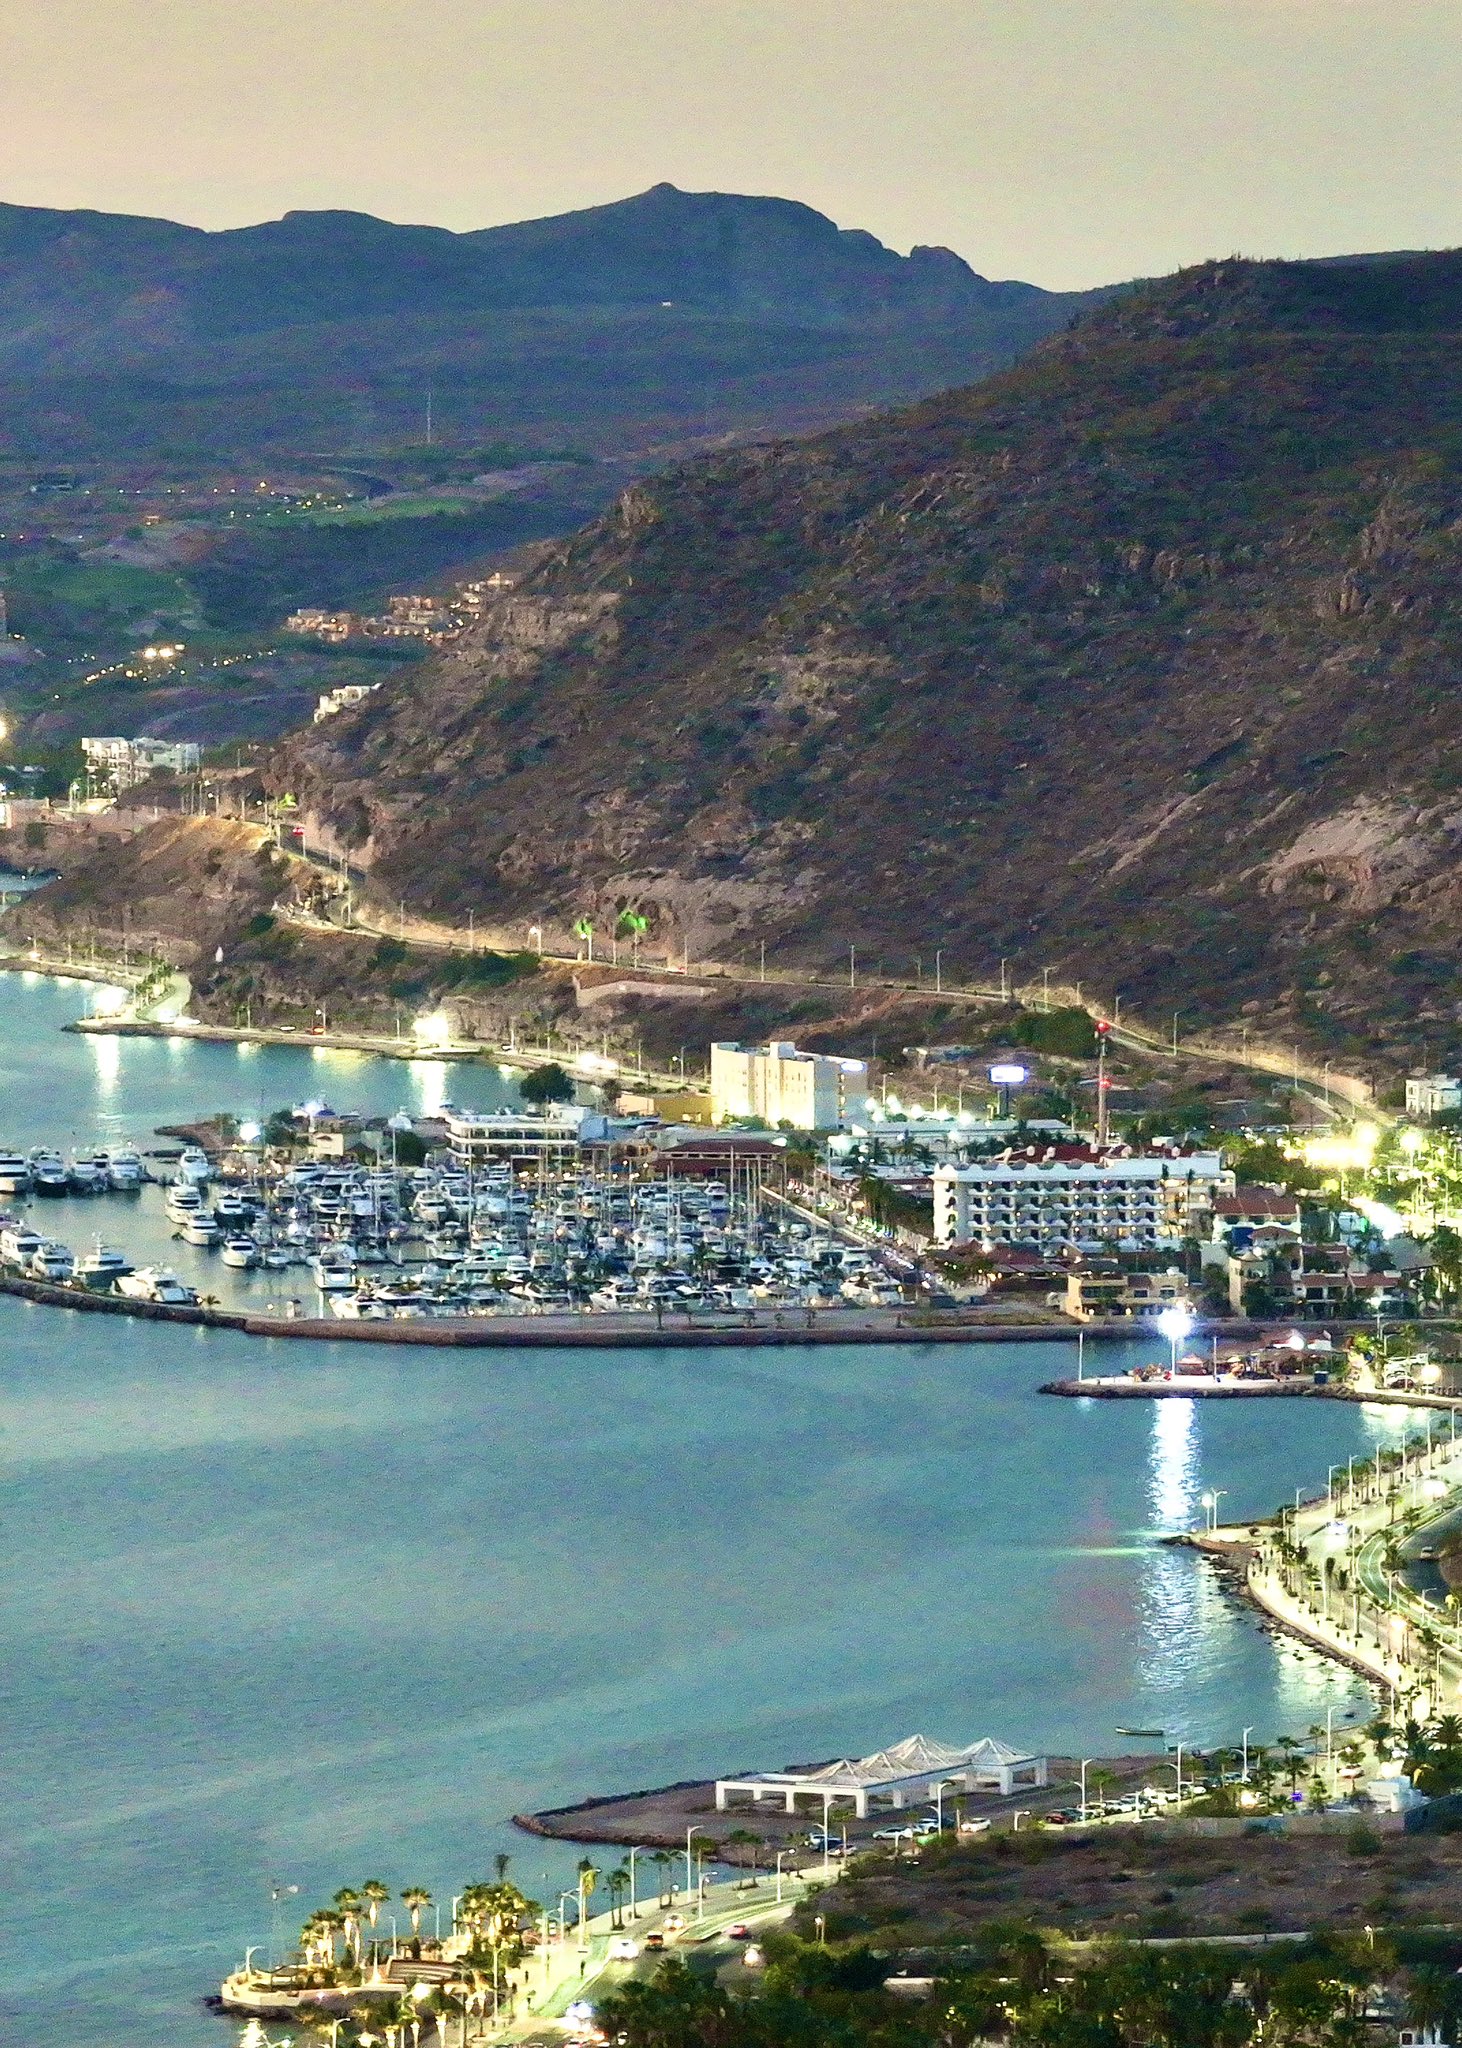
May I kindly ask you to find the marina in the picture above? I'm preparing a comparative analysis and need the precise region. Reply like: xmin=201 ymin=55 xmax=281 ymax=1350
xmin=0 ymin=970 xmax=1419 ymax=2048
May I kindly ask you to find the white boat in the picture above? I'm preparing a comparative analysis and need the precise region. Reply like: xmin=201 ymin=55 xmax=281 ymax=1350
xmin=30 ymin=1241 xmax=75 ymax=1282
xmin=29 ymin=1151 xmax=70 ymax=1197
xmin=78 ymin=1243 xmax=134 ymax=1286
xmin=220 ymin=1237 xmax=259 ymax=1269
xmin=0 ymin=1224 xmax=44 ymax=1266
xmin=68 ymin=1154 xmax=109 ymax=1195
xmin=181 ymin=1214 xmax=222 ymax=1246
xmin=311 ymin=1248 xmax=357 ymax=1292
xmin=177 ymin=1147 xmax=212 ymax=1184
xmin=116 ymin=1266 xmax=198 ymax=1305
xmin=0 ymin=1152 xmax=31 ymax=1196
xmin=262 ymin=1247 xmax=295 ymax=1270
xmin=105 ymin=1149 xmax=144 ymax=1191
xmin=165 ymin=1183 xmax=203 ymax=1221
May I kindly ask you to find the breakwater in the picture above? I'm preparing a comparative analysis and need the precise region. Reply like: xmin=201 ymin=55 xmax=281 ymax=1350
xmin=0 ymin=1272 xmax=1160 ymax=1347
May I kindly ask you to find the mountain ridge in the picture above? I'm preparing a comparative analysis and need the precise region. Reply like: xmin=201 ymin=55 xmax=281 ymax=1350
xmin=0 ymin=184 xmax=1103 ymax=460
xmin=273 ymin=244 xmax=1462 ymax=1070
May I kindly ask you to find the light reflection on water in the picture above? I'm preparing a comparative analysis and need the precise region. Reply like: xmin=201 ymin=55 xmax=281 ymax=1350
xmin=0 ymin=971 xmax=1397 ymax=2048
xmin=1148 ymin=1397 xmax=1198 ymax=1531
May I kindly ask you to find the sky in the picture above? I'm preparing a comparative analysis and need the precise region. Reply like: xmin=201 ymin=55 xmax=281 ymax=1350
xmin=1 ymin=0 xmax=1458 ymax=289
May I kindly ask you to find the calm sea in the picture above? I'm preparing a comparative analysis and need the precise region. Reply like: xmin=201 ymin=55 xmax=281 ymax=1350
xmin=0 ymin=973 xmax=1402 ymax=2047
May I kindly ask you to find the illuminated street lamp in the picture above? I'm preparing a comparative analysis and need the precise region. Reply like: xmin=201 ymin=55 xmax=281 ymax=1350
xmin=1156 ymin=1302 xmax=1194 ymax=1376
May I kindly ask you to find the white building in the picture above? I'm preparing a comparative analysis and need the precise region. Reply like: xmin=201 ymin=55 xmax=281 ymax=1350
xmin=314 ymin=682 xmax=379 ymax=722
xmin=710 ymin=1040 xmax=867 ymax=1131
xmin=81 ymin=736 xmax=201 ymax=789
xmin=1405 ymin=1074 xmax=1462 ymax=1118
xmin=932 ymin=1145 xmax=1225 ymax=1250
xmin=716 ymin=1734 xmax=1047 ymax=1819
xmin=445 ymin=1107 xmax=584 ymax=1168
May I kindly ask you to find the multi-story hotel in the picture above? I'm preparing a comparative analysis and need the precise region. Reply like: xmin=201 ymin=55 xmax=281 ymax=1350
xmin=932 ymin=1144 xmax=1226 ymax=1250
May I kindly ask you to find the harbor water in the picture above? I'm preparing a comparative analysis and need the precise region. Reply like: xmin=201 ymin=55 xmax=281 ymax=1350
xmin=0 ymin=972 xmax=1409 ymax=2048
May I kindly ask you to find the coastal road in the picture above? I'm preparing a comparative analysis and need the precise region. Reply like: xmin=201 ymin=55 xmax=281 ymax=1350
xmin=511 ymin=1873 xmax=816 ymax=2034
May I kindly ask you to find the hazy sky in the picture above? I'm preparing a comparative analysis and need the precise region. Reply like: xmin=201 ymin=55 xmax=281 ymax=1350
xmin=2 ymin=0 xmax=1458 ymax=289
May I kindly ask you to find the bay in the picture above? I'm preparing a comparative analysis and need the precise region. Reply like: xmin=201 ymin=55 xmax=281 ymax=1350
xmin=0 ymin=973 xmax=1401 ymax=2048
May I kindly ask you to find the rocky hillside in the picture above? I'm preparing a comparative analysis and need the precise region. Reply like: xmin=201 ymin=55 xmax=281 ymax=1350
xmin=0 ymin=184 xmax=1097 ymax=460
xmin=268 ymin=248 xmax=1462 ymax=1067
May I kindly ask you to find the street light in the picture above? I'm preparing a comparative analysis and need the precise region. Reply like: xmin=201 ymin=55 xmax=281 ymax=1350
xmin=1156 ymin=1302 xmax=1194 ymax=1375
xmin=1241 ymin=1726 xmax=1254 ymax=1782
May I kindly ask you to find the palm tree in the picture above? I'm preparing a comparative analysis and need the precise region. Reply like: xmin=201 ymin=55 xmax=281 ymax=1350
xmin=606 ymin=1866 xmax=629 ymax=1929
xmin=362 ymin=1878 xmax=391 ymax=1956
xmin=333 ymin=1887 xmax=364 ymax=1967
xmin=493 ymin=1851 xmax=512 ymax=1885
xmin=401 ymin=1887 xmax=433 ymax=1940
xmin=649 ymin=1848 xmax=675 ymax=1906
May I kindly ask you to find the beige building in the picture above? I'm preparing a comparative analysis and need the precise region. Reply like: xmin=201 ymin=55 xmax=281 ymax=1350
xmin=710 ymin=1040 xmax=867 ymax=1131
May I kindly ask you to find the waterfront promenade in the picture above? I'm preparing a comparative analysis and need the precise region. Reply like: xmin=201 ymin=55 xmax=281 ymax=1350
xmin=1204 ymin=1413 xmax=1462 ymax=1716
xmin=222 ymin=1871 xmax=817 ymax=2038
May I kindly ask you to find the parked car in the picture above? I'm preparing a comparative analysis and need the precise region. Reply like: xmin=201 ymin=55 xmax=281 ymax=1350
xmin=872 ymin=1823 xmax=917 ymax=1841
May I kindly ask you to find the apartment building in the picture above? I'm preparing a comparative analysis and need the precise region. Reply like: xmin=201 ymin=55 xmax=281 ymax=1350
xmin=81 ymin=736 xmax=201 ymax=788
xmin=710 ymin=1040 xmax=868 ymax=1131
xmin=932 ymin=1145 xmax=1226 ymax=1250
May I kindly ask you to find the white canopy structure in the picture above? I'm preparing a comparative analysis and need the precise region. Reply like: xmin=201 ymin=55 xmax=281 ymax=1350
xmin=716 ymin=1733 xmax=1047 ymax=1818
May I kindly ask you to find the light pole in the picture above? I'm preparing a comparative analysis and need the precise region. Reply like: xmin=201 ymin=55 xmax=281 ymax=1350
xmin=776 ymin=1849 xmax=790 ymax=1903
xmin=1079 ymin=1757 xmax=1093 ymax=1818
xmin=935 ymin=949 xmax=943 ymax=993
xmin=1241 ymin=1727 xmax=1253 ymax=1782
xmin=685 ymin=1824 xmax=696 ymax=1899
xmin=1157 ymin=1302 xmax=1194 ymax=1378
xmin=627 ymin=1846 xmax=646 ymax=1920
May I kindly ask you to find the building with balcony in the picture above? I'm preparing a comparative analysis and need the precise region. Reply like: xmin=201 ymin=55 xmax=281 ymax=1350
xmin=932 ymin=1145 xmax=1225 ymax=1251
xmin=81 ymin=736 xmax=201 ymax=788
xmin=444 ymin=1107 xmax=584 ymax=1168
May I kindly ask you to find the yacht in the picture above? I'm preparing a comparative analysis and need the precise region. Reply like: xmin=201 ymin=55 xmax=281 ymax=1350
xmin=165 ymin=1183 xmax=204 ymax=1222
xmin=181 ymin=1213 xmax=221 ymax=1247
xmin=30 ymin=1241 xmax=76 ymax=1282
xmin=117 ymin=1267 xmax=198 ymax=1306
xmin=105 ymin=1150 xmax=144 ymax=1191
xmin=177 ymin=1147 xmax=212 ymax=1185
xmin=220 ymin=1237 xmax=259 ymax=1269
xmin=0 ymin=1152 xmax=31 ymax=1197
xmin=78 ymin=1243 xmax=134 ymax=1287
xmin=29 ymin=1151 xmax=70 ymax=1198
xmin=0 ymin=1223 xmax=45 ymax=1266
xmin=311 ymin=1247 xmax=357 ymax=1292
xmin=68 ymin=1154 xmax=110 ymax=1195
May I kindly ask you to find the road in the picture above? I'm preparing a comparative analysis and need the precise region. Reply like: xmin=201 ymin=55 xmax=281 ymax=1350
xmin=285 ymin=841 xmax=1375 ymax=1116
xmin=507 ymin=1871 xmax=816 ymax=2036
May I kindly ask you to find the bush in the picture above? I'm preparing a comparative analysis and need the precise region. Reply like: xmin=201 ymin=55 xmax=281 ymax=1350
xmin=245 ymin=912 xmax=276 ymax=938
xmin=1010 ymin=1005 xmax=1096 ymax=1059
xmin=1347 ymin=1822 xmax=1383 ymax=1856
xmin=520 ymin=1061 xmax=574 ymax=1106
